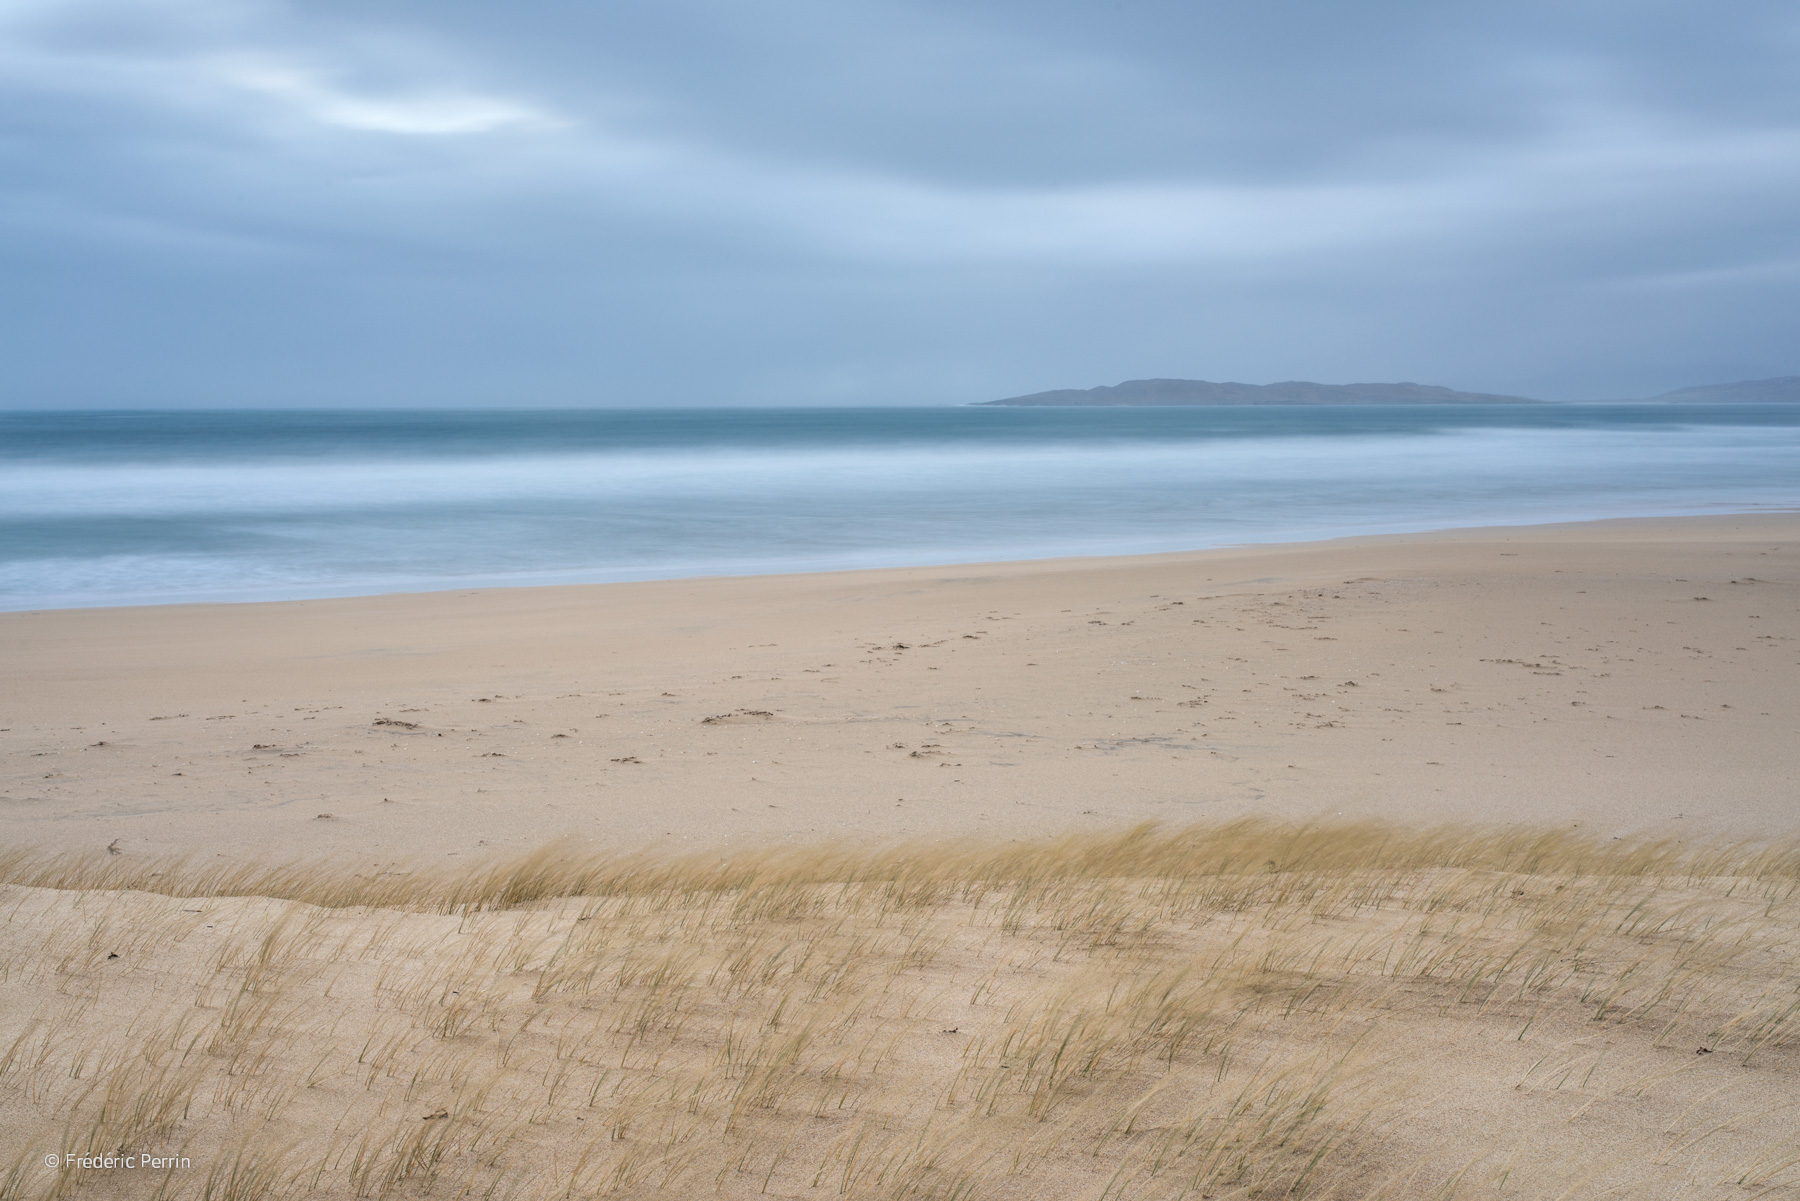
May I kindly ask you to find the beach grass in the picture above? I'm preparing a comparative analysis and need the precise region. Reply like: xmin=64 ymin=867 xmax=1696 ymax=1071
xmin=2 ymin=820 xmax=1797 ymax=1200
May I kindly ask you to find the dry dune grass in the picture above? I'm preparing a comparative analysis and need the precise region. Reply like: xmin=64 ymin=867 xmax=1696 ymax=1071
xmin=2 ymin=820 xmax=1798 ymax=1201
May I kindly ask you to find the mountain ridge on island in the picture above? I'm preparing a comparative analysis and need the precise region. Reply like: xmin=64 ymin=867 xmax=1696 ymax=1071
xmin=973 ymin=379 xmax=1542 ymax=406
xmin=974 ymin=375 xmax=1800 ymax=406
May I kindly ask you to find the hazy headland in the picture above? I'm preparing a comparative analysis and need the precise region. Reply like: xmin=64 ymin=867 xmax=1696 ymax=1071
xmin=977 ymin=375 xmax=1800 ymax=406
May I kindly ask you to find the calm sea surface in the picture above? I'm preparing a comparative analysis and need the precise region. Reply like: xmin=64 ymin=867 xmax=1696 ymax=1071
xmin=3 ymin=405 xmax=1797 ymax=610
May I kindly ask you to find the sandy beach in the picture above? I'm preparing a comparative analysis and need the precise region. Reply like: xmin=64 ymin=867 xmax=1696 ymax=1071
xmin=4 ymin=512 xmax=1800 ymax=1201
xmin=4 ymin=512 xmax=1795 ymax=861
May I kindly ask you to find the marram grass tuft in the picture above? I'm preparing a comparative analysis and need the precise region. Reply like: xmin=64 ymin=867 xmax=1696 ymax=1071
xmin=1 ymin=820 xmax=1797 ymax=1200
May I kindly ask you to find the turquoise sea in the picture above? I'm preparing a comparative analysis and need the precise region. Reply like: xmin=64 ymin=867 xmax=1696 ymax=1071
xmin=2 ymin=405 xmax=1797 ymax=610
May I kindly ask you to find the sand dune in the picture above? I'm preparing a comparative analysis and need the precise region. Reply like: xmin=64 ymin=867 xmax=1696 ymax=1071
xmin=2 ymin=823 xmax=1798 ymax=1200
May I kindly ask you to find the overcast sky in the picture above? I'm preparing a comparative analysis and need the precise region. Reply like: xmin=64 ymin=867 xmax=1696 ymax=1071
xmin=2 ymin=0 xmax=1796 ymax=406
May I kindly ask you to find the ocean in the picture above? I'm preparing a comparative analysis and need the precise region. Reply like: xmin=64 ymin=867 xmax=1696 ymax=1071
xmin=3 ymin=405 xmax=1796 ymax=611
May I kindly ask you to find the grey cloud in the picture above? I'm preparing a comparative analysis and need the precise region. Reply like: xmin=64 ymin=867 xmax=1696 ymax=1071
xmin=0 ymin=0 xmax=1795 ymax=404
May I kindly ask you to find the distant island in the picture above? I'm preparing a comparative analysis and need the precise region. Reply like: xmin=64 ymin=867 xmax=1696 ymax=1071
xmin=1648 ymin=376 xmax=1800 ymax=404
xmin=974 ymin=375 xmax=1800 ymax=406
xmin=975 ymin=379 xmax=1540 ymax=406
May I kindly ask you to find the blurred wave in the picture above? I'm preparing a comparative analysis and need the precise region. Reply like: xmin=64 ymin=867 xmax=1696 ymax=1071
xmin=2 ymin=406 xmax=1796 ymax=609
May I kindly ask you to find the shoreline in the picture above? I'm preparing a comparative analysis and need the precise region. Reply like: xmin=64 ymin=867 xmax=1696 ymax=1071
xmin=3 ymin=512 xmax=1796 ymax=863
xmin=8 ymin=504 xmax=1796 ymax=616
xmin=8 ymin=402 xmax=1800 ymax=616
